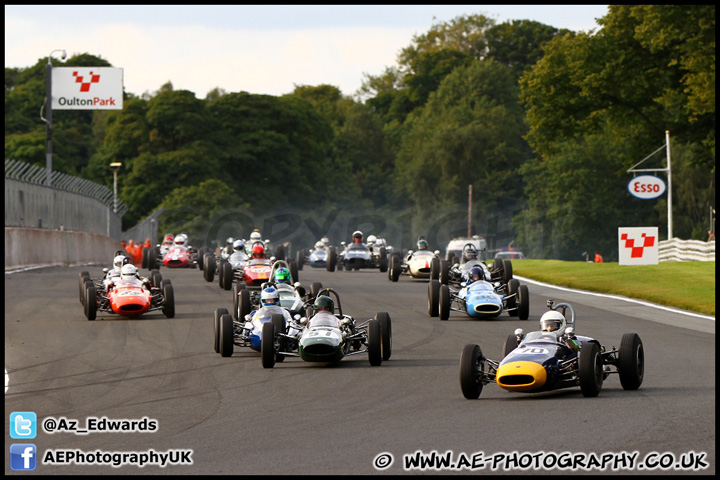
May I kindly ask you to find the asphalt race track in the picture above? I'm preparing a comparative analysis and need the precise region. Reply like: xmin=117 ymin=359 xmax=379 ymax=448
xmin=4 ymin=263 xmax=715 ymax=475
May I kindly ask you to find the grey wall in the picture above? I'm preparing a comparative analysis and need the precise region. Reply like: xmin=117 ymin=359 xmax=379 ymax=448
xmin=5 ymin=227 xmax=122 ymax=270
xmin=5 ymin=178 xmax=123 ymax=239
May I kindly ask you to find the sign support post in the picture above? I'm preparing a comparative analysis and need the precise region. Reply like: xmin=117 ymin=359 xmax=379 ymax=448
xmin=626 ymin=131 xmax=673 ymax=240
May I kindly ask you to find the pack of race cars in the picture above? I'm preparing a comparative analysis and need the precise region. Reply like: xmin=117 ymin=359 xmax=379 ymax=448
xmin=76 ymin=232 xmax=644 ymax=399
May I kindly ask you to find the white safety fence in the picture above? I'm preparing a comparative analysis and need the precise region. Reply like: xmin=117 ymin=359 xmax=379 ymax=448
xmin=658 ymin=238 xmax=715 ymax=262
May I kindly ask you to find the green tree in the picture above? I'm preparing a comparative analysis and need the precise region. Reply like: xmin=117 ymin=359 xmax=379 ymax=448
xmin=206 ymin=91 xmax=334 ymax=207
xmin=519 ymin=5 xmax=714 ymax=253
xmin=396 ymin=60 xmax=530 ymax=219
xmin=159 ymin=178 xmax=239 ymax=238
xmin=486 ymin=19 xmax=573 ymax=79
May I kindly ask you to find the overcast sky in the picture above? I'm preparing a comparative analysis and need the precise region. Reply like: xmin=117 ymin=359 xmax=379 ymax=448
xmin=5 ymin=5 xmax=609 ymax=99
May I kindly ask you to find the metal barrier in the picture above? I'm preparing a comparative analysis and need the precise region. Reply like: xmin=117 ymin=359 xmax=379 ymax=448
xmin=122 ymin=207 xmax=164 ymax=244
xmin=5 ymin=159 xmax=127 ymax=239
xmin=659 ymin=238 xmax=716 ymax=262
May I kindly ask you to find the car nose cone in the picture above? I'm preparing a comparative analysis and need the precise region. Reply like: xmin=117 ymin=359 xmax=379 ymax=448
xmin=496 ymin=361 xmax=547 ymax=391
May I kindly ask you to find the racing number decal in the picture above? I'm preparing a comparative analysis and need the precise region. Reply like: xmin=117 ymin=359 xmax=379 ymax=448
xmin=516 ymin=347 xmax=549 ymax=355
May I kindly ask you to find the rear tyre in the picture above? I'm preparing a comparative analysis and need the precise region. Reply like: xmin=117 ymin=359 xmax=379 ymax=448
xmin=327 ymin=248 xmax=337 ymax=272
xmin=218 ymin=260 xmax=226 ymax=289
xmin=502 ymin=334 xmax=519 ymax=358
xmin=430 ymin=257 xmax=440 ymax=280
xmin=148 ymin=250 xmax=158 ymax=270
xmin=507 ymin=278 xmax=520 ymax=314
xmin=238 ymin=288 xmax=252 ymax=321
xmin=221 ymin=260 xmax=233 ymax=290
xmin=203 ymin=255 xmax=215 ymax=282
xmin=459 ymin=344 xmax=484 ymax=399
xmin=503 ymin=259 xmax=514 ymax=283
xmin=232 ymin=283 xmax=240 ymax=320
xmin=79 ymin=272 xmax=91 ymax=304
xmin=275 ymin=245 xmax=285 ymax=262
xmin=618 ymin=333 xmax=644 ymax=390
xmin=311 ymin=282 xmax=323 ymax=299
xmin=196 ymin=247 xmax=206 ymax=271
xmin=439 ymin=260 xmax=450 ymax=285
xmin=579 ymin=342 xmax=603 ymax=397
xmin=289 ymin=259 xmax=299 ymax=283
xmin=493 ymin=258 xmax=504 ymax=281
xmin=390 ymin=255 xmax=401 ymax=282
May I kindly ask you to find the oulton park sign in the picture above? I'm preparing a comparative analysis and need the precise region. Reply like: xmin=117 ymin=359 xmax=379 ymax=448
xmin=52 ymin=67 xmax=123 ymax=110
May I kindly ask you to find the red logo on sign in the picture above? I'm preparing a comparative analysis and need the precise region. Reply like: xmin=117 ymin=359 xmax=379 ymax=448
xmin=620 ymin=233 xmax=656 ymax=258
xmin=72 ymin=71 xmax=101 ymax=92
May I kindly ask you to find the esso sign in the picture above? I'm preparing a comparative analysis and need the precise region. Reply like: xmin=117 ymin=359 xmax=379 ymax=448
xmin=628 ymin=175 xmax=666 ymax=199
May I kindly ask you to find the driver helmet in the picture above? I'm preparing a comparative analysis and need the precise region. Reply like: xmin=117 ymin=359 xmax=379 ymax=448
xmin=163 ymin=234 xmax=174 ymax=245
xmin=462 ymin=243 xmax=478 ymax=261
xmin=321 ymin=237 xmax=329 ymax=246
xmin=352 ymin=230 xmax=363 ymax=243
xmin=233 ymin=239 xmax=245 ymax=252
xmin=113 ymin=255 xmax=126 ymax=269
xmin=120 ymin=264 xmax=138 ymax=280
xmin=274 ymin=267 xmax=291 ymax=284
xmin=315 ymin=241 xmax=324 ymax=250
xmin=174 ymin=233 xmax=187 ymax=246
xmin=250 ymin=231 xmax=262 ymax=242
xmin=260 ymin=287 xmax=279 ymax=306
xmin=540 ymin=311 xmax=567 ymax=336
xmin=252 ymin=244 xmax=265 ymax=259
xmin=417 ymin=236 xmax=428 ymax=250
xmin=367 ymin=235 xmax=377 ymax=245
xmin=314 ymin=294 xmax=334 ymax=313
xmin=468 ymin=266 xmax=483 ymax=282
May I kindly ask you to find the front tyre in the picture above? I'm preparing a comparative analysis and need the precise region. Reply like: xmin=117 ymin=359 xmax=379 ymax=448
xmin=271 ymin=314 xmax=287 ymax=363
xmin=219 ymin=314 xmax=234 ymax=357
xmin=517 ymin=285 xmax=529 ymax=320
xmin=439 ymin=284 xmax=451 ymax=320
xmin=579 ymin=342 xmax=603 ymax=397
xmin=376 ymin=312 xmax=392 ymax=360
xmin=162 ymin=281 xmax=175 ymax=318
xmin=618 ymin=333 xmax=644 ymax=390
xmin=261 ymin=321 xmax=276 ymax=368
xmin=367 ymin=319 xmax=382 ymax=366
xmin=214 ymin=307 xmax=229 ymax=353
xmin=84 ymin=284 xmax=97 ymax=321
xmin=459 ymin=344 xmax=484 ymax=399
xmin=428 ymin=279 xmax=440 ymax=317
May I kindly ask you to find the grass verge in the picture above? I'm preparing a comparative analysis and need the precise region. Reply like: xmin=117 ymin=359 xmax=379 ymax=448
xmin=504 ymin=260 xmax=715 ymax=316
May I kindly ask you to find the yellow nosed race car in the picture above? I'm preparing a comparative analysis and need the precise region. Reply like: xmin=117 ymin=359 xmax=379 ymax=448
xmin=459 ymin=299 xmax=644 ymax=399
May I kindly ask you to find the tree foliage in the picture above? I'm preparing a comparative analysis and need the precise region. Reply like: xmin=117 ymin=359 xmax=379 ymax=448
xmin=5 ymin=6 xmax=714 ymax=253
xmin=519 ymin=5 xmax=714 ymax=257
